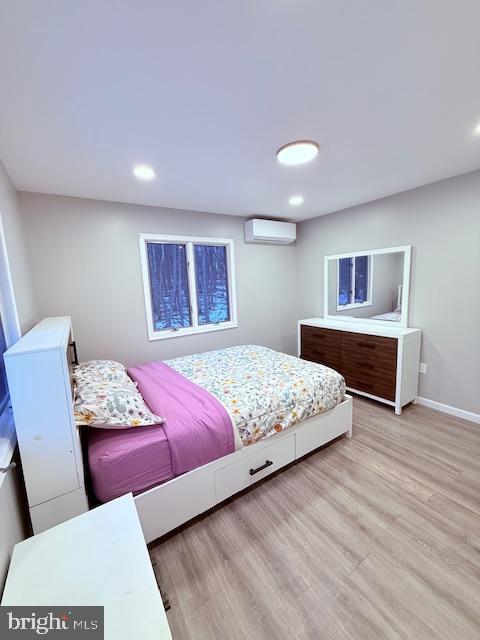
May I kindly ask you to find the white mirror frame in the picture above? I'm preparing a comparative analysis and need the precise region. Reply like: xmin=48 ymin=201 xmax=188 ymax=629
xmin=323 ymin=245 xmax=412 ymax=328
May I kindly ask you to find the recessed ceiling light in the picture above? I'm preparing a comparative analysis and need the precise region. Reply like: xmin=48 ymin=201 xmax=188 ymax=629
xmin=277 ymin=140 xmax=319 ymax=166
xmin=289 ymin=195 xmax=304 ymax=206
xmin=133 ymin=164 xmax=155 ymax=180
xmin=475 ymin=122 xmax=480 ymax=136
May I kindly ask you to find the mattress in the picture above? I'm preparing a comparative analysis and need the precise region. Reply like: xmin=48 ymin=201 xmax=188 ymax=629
xmin=88 ymin=424 xmax=173 ymax=502
xmin=165 ymin=345 xmax=345 ymax=445
xmin=88 ymin=345 xmax=345 ymax=502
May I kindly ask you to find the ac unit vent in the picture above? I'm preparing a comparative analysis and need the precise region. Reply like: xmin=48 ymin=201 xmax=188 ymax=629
xmin=245 ymin=219 xmax=296 ymax=245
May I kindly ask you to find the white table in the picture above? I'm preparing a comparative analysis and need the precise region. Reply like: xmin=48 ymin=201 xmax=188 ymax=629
xmin=1 ymin=493 xmax=172 ymax=639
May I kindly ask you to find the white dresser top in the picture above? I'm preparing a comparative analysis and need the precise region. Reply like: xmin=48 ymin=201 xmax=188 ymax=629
xmin=1 ymin=494 xmax=172 ymax=640
xmin=299 ymin=317 xmax=421 ymax=338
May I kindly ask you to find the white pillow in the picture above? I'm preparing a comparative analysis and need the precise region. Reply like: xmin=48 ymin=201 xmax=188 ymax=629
xmin=74 ymin=360 xmax=131 ymax=385
xmin=74 ymin=378 xmax=164 ymax=429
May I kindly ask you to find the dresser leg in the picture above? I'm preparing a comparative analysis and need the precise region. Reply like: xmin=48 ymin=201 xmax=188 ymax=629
xmin=395 ymin=405 xmax=402 ymax=415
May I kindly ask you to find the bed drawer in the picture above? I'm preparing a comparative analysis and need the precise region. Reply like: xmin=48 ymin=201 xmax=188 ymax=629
xmin=214 ymin=435 xmax=295 ymax=503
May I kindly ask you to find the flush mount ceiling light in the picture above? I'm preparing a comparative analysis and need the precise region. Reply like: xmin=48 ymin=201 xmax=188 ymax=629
xmin=133 ymin=164 xmax=155 ymax=180
xmin=289 ymin=195 xmax=304 ymax=206
xmin=277 ymin=140 xmax=319 ymax=166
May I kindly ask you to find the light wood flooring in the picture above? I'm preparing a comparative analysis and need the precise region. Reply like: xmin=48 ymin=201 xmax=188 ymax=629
xmin=150 ymin=397 xmax=480 ymax=639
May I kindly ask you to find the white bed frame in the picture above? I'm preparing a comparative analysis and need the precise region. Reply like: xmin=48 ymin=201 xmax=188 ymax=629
xmin=135 ymin=395 xmax=352 ymax=542
xmin=6 ymin=316 xmax=353 ymax=542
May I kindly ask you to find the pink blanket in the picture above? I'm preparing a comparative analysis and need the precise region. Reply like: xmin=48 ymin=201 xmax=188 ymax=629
xmin=127 ymin=361 xmax=235 ymax=476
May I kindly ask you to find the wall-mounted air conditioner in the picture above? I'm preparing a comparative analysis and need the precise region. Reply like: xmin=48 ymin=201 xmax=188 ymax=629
xmin=245 ymin=219 xmax=296 ymax=245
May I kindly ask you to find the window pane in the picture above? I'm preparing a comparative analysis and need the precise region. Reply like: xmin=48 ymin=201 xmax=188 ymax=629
xmin=0 ymin=316 xmax=9 ymax=411
xmin=194 ymin=245 xmax=230 ymax=325
xmin=338 ymin=258 xmax=352 ymax=306
xmin=354 ymin=255 xmax=369 ymax=303
xmin=147 ymin=243 xmax=191 ymax=331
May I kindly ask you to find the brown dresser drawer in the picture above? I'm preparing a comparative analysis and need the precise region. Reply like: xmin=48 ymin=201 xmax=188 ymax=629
xmin=300 ymin=324 xmax=398 ymax=401
xmin=343 ymin=370 xmax=397 ymax=402
xmin=341 ymin=331 xmax=397 ymax=401
xmin=341 ymin=331 xmax=398 ymax=357
xmin=340 ymin=357 xmax=397 ymax=382
xmin=301 ymin=325 xmax=341 ymax=370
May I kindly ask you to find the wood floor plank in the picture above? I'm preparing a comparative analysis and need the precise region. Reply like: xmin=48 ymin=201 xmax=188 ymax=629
xmin=150 ymin=397 xmax=480 ymax=639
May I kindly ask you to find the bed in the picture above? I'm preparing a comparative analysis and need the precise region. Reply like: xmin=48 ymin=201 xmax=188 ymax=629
xmin=370 ymin=310 xmax=401 ymax=322
xmin=88 ymin=345 xmax=347 ymax=504
xmin=6 ymin=316 xmax=352 ymax=540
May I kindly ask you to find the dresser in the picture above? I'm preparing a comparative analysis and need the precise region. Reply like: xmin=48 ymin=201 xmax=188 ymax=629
xmin=2 ymin=494 xmax=172 ymax=639
xmin=298 ymin=318 xmax=421 ymax=414
xmin=4 ymin=316 xmax=89 ymax=533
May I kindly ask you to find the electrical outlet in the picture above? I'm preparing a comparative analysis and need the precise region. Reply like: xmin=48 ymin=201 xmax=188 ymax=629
xmin=419 ymin=362 xmax=427 ymax=374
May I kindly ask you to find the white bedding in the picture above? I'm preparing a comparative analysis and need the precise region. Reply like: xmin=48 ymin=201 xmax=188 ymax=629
xmin=165 ymin=345 xmax=346 ymax=445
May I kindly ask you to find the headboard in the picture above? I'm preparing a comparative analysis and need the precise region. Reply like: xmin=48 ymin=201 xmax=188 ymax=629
xmin=5 ymin=316 xmax=89 ymax=534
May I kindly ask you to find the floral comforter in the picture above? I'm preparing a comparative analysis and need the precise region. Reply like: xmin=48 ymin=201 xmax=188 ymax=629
xmin=165 ymin=345 xmax=345 ymax=445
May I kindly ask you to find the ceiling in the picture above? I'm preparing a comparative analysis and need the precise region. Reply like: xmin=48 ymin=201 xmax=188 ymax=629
xmin=0 ymin=1 xmax=479 ymax=222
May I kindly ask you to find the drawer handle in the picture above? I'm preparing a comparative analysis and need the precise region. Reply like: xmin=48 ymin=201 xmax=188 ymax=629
xmin=355 ymin=361 xmax=374 ymax=369
xmin=250 ymin=460 xmax=273 ymax=476
xmin=359 ymin=382 xmax=374 ymax=389
xmin=357 ymin=341 xmax=375 ymax=349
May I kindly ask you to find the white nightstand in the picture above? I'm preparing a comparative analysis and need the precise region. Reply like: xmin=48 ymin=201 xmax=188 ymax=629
xmin=1 ymin=494 xmax=172 ymax=640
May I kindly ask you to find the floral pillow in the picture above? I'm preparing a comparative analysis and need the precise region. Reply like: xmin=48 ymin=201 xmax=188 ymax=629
xmin=74 ymin=379 xmax=164 ymax=429
xmin=74 ymin=360 xmax=131 ymax=385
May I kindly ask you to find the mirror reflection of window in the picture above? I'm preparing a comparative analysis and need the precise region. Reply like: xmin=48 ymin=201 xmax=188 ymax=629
xmin=326 ymin=246 xmax=411 ymax=326
xmin=337 ymin=255 xmax=370 ymax=309
xmin=338 ymin=258 xmax=351 ymax=306
xmin=354 ymin=255 xmax=369 ymax=304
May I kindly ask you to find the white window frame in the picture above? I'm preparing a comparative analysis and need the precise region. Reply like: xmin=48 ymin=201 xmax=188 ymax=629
xmin=139 ymin=233 xmax=238 ymax=341
xmin=0 ymin=210 xmax=21 ymax=479
xmin=336 ymin=254 xmax=373 ymax=311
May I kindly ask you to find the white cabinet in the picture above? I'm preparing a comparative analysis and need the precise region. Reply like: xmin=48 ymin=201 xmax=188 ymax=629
xmin=4 ymin=316 xmax=88 ymax=533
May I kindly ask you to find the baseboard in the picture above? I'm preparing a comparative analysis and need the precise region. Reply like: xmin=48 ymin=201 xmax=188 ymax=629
xmin=417 ymin=397 xmax=480 ymax=424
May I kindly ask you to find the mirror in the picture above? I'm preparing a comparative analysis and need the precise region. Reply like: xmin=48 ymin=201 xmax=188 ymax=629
xmin=324 ymin=246 xmax=411 ymax=326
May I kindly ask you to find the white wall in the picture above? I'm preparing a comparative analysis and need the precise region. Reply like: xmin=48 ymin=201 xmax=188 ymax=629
xmin=19 ymin=193 xmax=298 ymax=364
xmin=0 ymin=160 xmax=35 ymax=592
xmin=297 ymin=169 xmax=480 ymax=414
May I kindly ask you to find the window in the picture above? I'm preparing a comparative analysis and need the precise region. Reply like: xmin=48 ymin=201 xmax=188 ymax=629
xmin=0 ymin=301 xmax=14 ymax=473
xmin=337 ymin=255 xmax=372 ymax=310
xmin=0 ymin=313 xmax=9 ymax=416
xmin=139 ymin=234 xmax=237 ymax=340
xmin=0 ymin=213 xmax=21 ymax=474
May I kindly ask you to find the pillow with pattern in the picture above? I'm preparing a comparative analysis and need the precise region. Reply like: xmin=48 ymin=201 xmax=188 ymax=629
xmin=74 ymin=360 xmax=131 ymax=385
xmin=74 ymin=379 xmax=164 ymax=429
